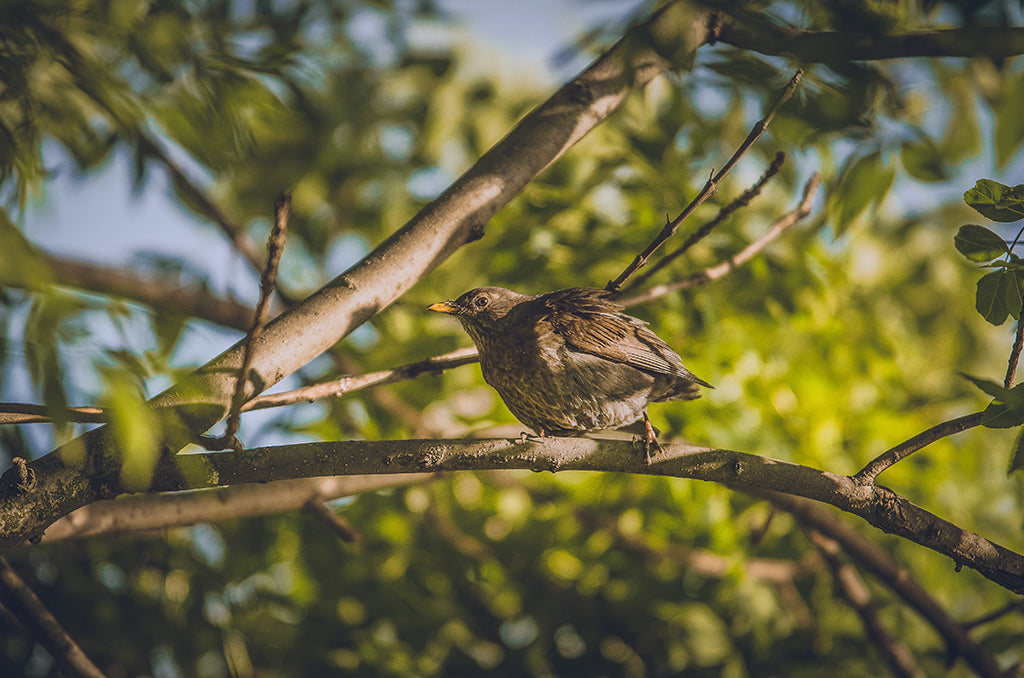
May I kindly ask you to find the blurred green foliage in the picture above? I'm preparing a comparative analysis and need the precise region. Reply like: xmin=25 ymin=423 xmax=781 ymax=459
xmin=2 ymin=0 xmax=1024 ymax=676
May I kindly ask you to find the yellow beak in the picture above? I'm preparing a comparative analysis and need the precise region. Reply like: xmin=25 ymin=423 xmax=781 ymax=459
xmin=427 ymin=301 xmax=459 ymax=314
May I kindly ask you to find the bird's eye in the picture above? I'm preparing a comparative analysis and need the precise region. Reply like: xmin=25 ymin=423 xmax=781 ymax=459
xmin=474 ymin=296 xmax=490 ymax=309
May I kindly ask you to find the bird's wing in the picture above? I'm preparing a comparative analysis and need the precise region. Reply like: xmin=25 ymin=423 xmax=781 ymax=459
xmin=541 ymin=288 xmax=709 ymax=386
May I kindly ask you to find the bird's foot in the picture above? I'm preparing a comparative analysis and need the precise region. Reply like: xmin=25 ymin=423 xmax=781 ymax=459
xmin=513 ymin=430 xmax=546 ymax=444
xmin=633 ymin=412 xmax=663 ymax=464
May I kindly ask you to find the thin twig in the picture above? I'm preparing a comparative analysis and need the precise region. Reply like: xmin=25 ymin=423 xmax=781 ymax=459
xmin=0 ymin=557 xmax=107 ymax=678
xmin=1006 ymin=321 xmax=1024 ymax=388
xmin=243 ymin=347 xmax=479 ymax=411
xmin=0 ymin=404 xmax=105 ymax=426
xmin=198 ymin=193 xmax=290 ymax=451
xmin=857 ymin=283 xmax=1024 ymax=482
xmin=621 ymin=172 xmax=820 ymax=307
xmin=805 ymin=529 xmax=927 ymax=678
xmin=606 ymin=69 xmax=803 ymax=292
xmin=626 ymin=151 xmax=786 ymax=292
xmin=304 ymin=499 xmax=361 ymax=542
xmin=853 ymin=412 xmax=984 ymax=484
xmin=963 ymin=598 xmax=1024 ymax=630
xmin=44 ymin=256 xmax=260 ymax=331
xmin=139 ymin=135 xmax=268 ymax=277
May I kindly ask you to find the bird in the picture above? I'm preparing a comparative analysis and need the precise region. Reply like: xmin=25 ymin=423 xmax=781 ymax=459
xmin=427 ymin=286 xmax=711 ymax=461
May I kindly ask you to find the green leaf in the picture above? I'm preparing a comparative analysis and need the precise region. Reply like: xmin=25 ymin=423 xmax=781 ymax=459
xmin=961 ymin=374 xmax=1024 ymax=428
xmin=963 ymin=179 xmax=1024 ymax=223
xmin=98 ymin=369 xmax=163 ymax=492
xmin=1008 ymin=269 xmax=1024 ymax=320
xmin=900 ymin=139 xmax=948 ymax=183
xmin=994 ymin=71 xmax=1024 ymax=170
xmin=1009 ymin=429 xmax=1024 ymax=475
xmin=831 ymin=151 xmax=895 ymax=236
xmin=975 ymin=270 xmax=1011 ymax=324
xmin=954 ymin=224 xmax=1009 ymax=262
xmin=960 ymin=373 xmax=1023 ymax=403
xmin=982 ymin=400 xmax=1024 ymax=428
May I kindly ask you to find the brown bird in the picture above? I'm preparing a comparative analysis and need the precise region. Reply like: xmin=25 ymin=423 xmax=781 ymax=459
xmin=428 ymin=286 xmax=710 ymax=460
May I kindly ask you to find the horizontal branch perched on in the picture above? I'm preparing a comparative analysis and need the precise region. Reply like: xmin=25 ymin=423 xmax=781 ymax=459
xmin=129 ymin=437 xmax=1024 ymax=595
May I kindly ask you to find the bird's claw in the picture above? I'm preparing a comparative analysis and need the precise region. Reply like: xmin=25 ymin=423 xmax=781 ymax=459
xmin=632 ymin=412 xmax=663 ymax=464
xmin=632 ymin=435 xmax=661 ymax=464
xmin=513 ymin=431 xmax=545 ymax=444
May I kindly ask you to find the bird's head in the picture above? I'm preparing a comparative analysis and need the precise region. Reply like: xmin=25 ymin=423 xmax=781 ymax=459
xmin=428 ymin=286 xmax=532 ymax=339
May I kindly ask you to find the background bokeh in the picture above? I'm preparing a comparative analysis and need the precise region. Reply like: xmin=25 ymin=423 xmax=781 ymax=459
xmin=2 ymin=1 xmax=1023 ymax=675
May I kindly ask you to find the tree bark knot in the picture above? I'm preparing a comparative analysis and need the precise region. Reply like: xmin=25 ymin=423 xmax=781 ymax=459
xmin=1 ymin=458 xmax=36 ymax=495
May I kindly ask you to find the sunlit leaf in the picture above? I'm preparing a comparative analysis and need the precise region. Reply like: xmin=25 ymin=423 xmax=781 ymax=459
xmin=98 ymin=369 xmax=163 ymax=492
xmin=964 ymin=179 xmax=1024 ymax=223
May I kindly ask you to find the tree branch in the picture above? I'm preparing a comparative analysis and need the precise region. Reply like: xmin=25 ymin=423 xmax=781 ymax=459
xmin=40 ymin=256 xmax=258 ymax=331
xmin=620 ymin=172 xmax=820 ymax=306
xmin=0 ymin=557 xmax=107 ymax=678
xmin=853 ymin=412 xmax=984 ymax=484
xmin=35 ymin=475 xmax=430 ymax=543
xmin=715 ymin=18 xmax=1024 ymax=61
xmin=20 ymin=437 xmax=1011 ymax=595
xmin=805 ymin=529 xmax=927 ymax=678
xmin=766 ymin=491 xmax=1004 ymax=678
xmin=0 ymin=403 xmax=105 ymax=426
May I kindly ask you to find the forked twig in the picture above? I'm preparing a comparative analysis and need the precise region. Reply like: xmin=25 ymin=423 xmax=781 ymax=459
xmin=626 ymin=151 xmax=786 ymax=292
xmin=243 ymin=347 xmax=479 ymax=411
xmin=621 ymin=172 xmax=820 ymax=306
xmin=197 ymin=193 xmax=291 ymax=451
xmin=607 ymin=69 xmax=803 ymax=292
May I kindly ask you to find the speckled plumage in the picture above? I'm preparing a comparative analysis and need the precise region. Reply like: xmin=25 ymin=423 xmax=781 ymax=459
xmin=428 ymin=286 xmax=710 ymax=438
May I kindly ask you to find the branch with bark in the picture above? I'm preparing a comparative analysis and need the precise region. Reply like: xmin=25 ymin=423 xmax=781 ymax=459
xmin=713 ymin=15 xmax=1024 ymax=60
xmin=9 ymin=437 xmax=1019 ymax=594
